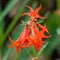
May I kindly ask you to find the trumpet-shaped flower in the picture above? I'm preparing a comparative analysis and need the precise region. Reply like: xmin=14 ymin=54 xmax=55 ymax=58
xmin=27 ymin=22 xmax=50 ymax=50
xmin=8 ymin=4 xmax=50 ymax=52
xmin=8 ymin=24 xmax=31 ymax=52
xmin=31 ymin=22 xmax=50 ymax=39
xmin=21 ymin=4 xmax=43 ymax=22
xmin=37 ymin=23 xmax=49 ymax=33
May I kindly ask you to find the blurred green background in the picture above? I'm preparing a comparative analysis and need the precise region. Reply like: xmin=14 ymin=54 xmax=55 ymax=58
xmin=0 ymin=0 xmax=60 ymax=60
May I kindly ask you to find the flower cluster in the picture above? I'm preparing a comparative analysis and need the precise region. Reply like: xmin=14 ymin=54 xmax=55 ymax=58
xmin=8 ymin=4 xmax=50 ymax=52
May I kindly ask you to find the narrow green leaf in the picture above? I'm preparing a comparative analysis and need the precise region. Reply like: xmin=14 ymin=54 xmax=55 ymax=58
xmin=57 ymin=0 xmax=60 ymax=10
xmin=0 ymin=0 xmax=30 ymax=55
xmin=0 ymin=0 xmax=19 ymax=22
xmin=2 ymin=49 xmax=12 ymax=60
xmin=37 ymin=42 xmax=48 ymax=57
xmin=4 ymin=0 xmax=30 ymax=39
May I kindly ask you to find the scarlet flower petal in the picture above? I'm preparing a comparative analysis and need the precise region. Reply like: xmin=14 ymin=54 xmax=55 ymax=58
xmin=26 ymin=6 xmax=34 ymax=12
xmin=35 ymin=4 xmax=42 ymax=14
xmin=15 ymin=45 xmax=19 ymax=52
xmin=18 ymin=24 xmax=28 ymax=44
xmin=8 ymin=43 xmax=16 ymax=48
xmin=8 ymin=36 xmax=16 ymax=48
xmin=21 ymin=5 xmax=43 ymax=22
xmin=8 ymin=36 xmax=14 ymax=43
xmin=21 ymin=12 xmax=31 ymax=17
xmin=8 ymin=38 xmax=20 ymax=52
xmin=36 ymin=14 xmax=43 ymax=19
xmin=42 ymin=34 xmax=50 ymax=38
xmin=8 ymin=24 xmax=32 ymax=52
xmin=37 ymin=24 xmax=49 ymax=33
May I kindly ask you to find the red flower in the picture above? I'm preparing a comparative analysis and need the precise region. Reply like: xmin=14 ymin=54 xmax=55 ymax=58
xmin=37 ymin=23 xmax=49 ymax=33
xmin=8 ymin=24 xmax=31 ymax=52
xmin=8 ymin=37 xmax=25 ymax=52
xmin=27 ymin=36 xmax=44 ymax=50
xmin=26 ymin=22 xmax=50 ymax=50
xmin=8 ymin=4 xmax=50 ymax=52
xmin=31 ymin=22 xmax=50 ymax=39
xmin=21 ymin=4 xmax=43 ymax=21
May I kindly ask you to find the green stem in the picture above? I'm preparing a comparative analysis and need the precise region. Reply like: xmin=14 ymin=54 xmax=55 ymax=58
xmin=56 ymin=0 xmax=60 ymax=27
xmin=25 ymin=49 xmax=32 ymax=58
xmin=0 ymin=4 xmax=4 ymax=47
xmin=37 ymin=42 xmax=48 ymax=57
xmin=32 ymin=47 xmax=36 ymax=57
xmin=0 ymin=23 xmax=4 ymax=46
xmin=57 ymin=0 xmax=60 ymax=10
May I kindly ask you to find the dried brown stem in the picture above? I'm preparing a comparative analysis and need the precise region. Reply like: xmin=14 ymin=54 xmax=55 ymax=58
xmin=32 ymin=57 xmax=39 ymax=60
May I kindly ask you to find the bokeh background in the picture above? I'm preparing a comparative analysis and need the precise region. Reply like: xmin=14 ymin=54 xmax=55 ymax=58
xmin=0 ymin=0 xmax=60 ymax=60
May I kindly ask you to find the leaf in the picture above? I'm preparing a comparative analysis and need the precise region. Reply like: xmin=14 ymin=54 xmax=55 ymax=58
xmin=0 ymin=0 xmax=19 ymax=22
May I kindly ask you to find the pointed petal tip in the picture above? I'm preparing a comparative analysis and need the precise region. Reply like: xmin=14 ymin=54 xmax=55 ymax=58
xmin=40 ymin=4 xmax=42 ymax=8
xmin=26 ymin=6 xmax=34 ymax=12
xmin=8 ymin=36 xmax=14 ymax=43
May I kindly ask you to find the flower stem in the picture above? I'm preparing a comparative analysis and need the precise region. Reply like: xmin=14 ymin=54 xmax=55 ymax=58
xmin=25 ymin=49 xmax=32 ymax=58
xmin=37 ymin=42 xmax=48 ymax=57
